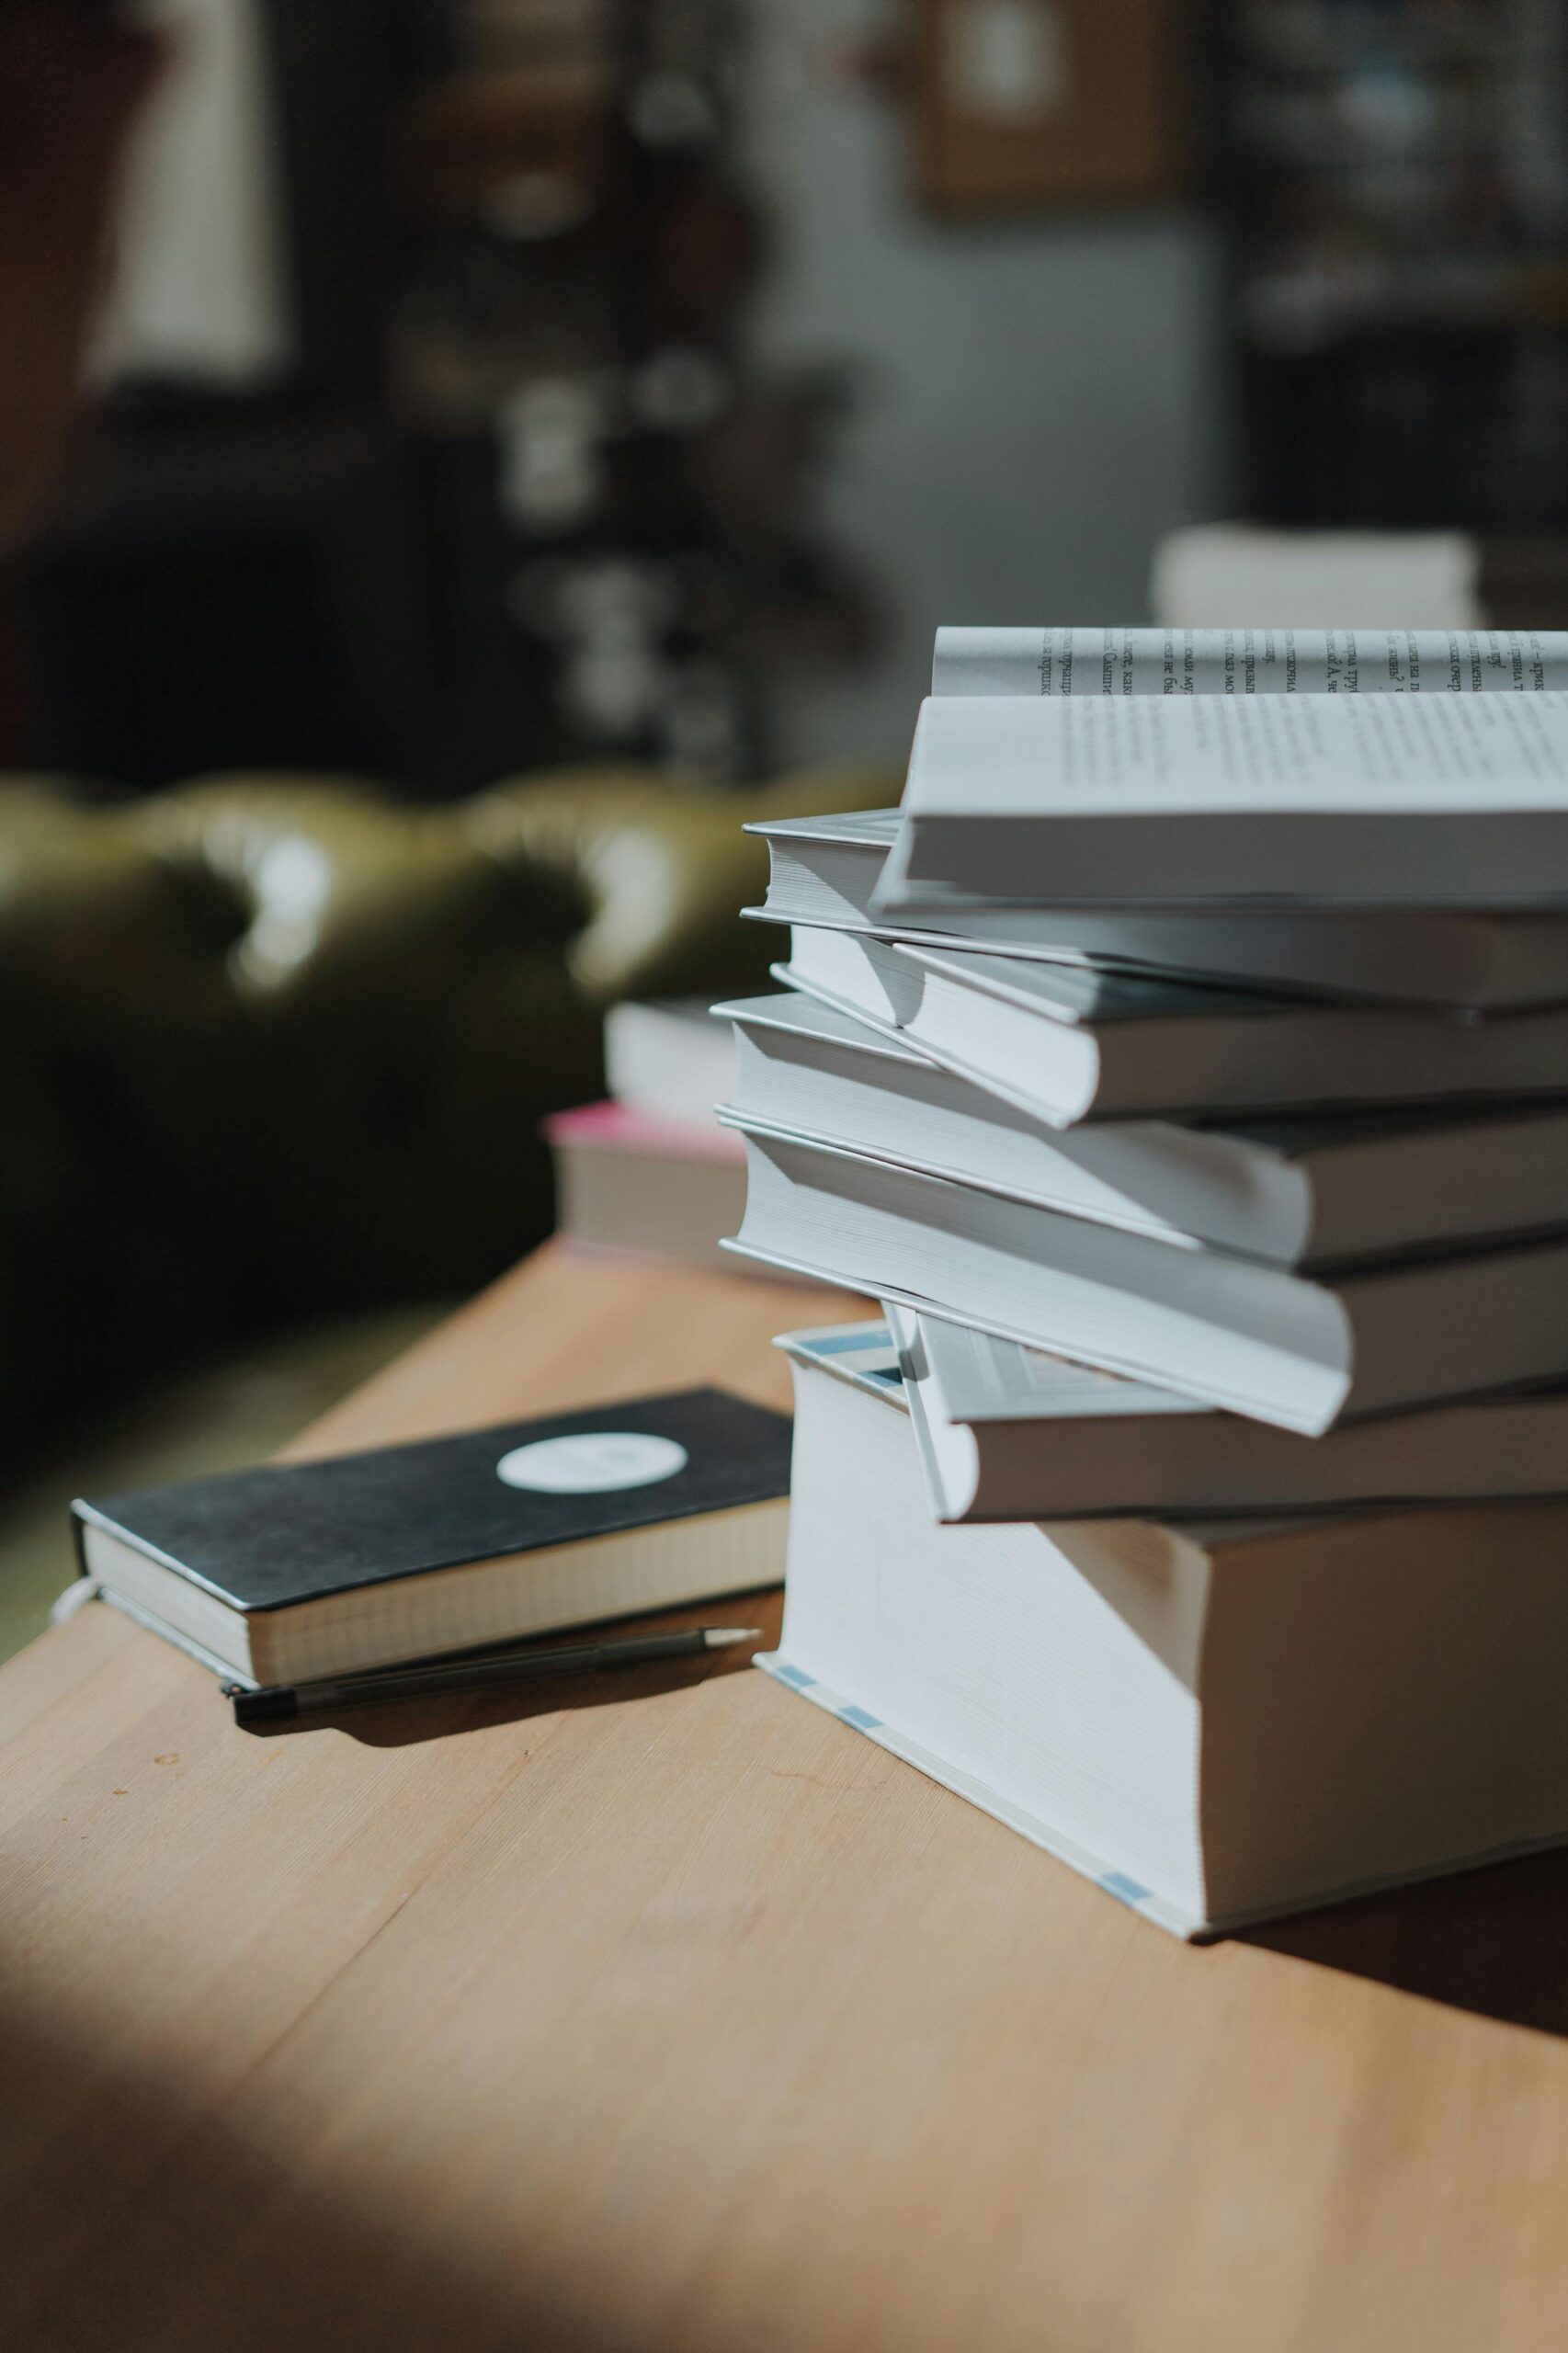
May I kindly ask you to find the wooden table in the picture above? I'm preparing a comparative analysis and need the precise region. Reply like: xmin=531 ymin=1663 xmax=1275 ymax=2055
xmin=6 ymin=1244 xmax=1568 ymax=2353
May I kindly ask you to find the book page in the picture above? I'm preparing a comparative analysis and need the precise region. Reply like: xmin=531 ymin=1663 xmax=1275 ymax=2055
xmin=933 ymin=626 xmax=1568 ymax=698
xmin=914 ymin=1312 xmax=1193 ymax=1423
xmin=910 ymin=688 xmax=1568 ymax=815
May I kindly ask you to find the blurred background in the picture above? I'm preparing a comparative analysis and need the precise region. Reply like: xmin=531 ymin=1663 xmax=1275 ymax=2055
xmin=6 ymin=0 xmax=1568 ymax=1645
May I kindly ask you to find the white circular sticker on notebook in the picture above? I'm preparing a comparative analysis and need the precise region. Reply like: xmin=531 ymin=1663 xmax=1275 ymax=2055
xmin=495 ymin=1432 xmax=688 ymax=1494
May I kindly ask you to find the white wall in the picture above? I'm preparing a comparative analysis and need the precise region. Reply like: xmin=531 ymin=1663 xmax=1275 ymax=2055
xmin=738 ymin=0 xmax=1227 ymax=767
xmin=97 ymin=0 xmax=291 ymax=385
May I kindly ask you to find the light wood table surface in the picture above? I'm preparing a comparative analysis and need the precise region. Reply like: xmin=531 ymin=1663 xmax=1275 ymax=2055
xmin=6 ymin=1243 xmax=1568 ymax=2353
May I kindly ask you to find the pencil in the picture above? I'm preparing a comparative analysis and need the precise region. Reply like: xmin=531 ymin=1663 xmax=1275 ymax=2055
xmin=225 ymin=1626 xmax=762 ymax=1726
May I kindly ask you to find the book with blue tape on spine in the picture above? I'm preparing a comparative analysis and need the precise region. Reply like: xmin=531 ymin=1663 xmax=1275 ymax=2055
xmin=766 ymin=1324 xmax=1568 ymax=1941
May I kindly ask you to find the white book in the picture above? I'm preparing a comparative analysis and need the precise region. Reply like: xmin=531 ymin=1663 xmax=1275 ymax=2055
xmin=874 ymin=691 xmax=1568 ymax=915
xmin=1149 ymin=526 xmax=1483 ymax=632
xmin=723 ymin=1121 xmax=1568 ymax=1434
xmin=719 ymin=990 xmax=1568 ymax=1267
xmin=746 ymin=810 xmax=1568 ymax=1010
xmin=763 ymin=1350 xmax=1568 ymax=1938
xmin=824 ymin=1308 xmax=1568 ymax=1522
xmin=776 ymin=921 xmax=1568 ymax=1128
xmin=603 ymin=995 xmax=739 ymax=1126
xmin=931 ymin=625 xmax=1568 ymax=699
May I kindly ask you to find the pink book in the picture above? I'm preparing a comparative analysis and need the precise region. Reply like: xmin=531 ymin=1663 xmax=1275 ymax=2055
xmin=543 ymin=1099 xmax=745 ymax=1165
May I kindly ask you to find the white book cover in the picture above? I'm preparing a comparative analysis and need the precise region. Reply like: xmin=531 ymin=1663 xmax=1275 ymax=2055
xmin=772 ymin=921 xmax=1568 ymax=1128
xmin=728 ymin=1121 xmax=1568 ymax=1434
xmin=762 ymin=1356 xmax=1568 ymax=1939
xmin=743 ymin=808 xmax=1568 ymax=1009
xmin=877 ymin=1305 xmax=1568 ymax=1520
xmin=755 ymin=1654 xmax=1568 ymax=1943
xmin=756 ymin=1653 xmax=1208 ymax=1939
xmin=603 ymin=996 xmax=739 ymax=1126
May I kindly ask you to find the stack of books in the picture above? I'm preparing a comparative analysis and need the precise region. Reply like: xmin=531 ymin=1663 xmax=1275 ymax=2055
xmin=714 ymin=625 xmax=1568 ymax=1938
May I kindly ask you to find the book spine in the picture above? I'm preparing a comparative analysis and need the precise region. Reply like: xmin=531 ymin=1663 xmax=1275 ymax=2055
xmin=755 ymin=1653 xmax=1205 ymax=1938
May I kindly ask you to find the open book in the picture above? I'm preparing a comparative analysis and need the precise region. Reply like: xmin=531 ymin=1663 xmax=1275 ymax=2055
xmin=874 ymin=690 xmax=1568 ymax=914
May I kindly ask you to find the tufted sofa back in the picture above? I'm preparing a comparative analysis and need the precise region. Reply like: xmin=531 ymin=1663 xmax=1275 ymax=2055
xmin=0 ymin=759 xmax=896 ymax=1458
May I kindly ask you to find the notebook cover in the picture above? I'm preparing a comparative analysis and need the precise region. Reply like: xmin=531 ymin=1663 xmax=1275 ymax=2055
xmin=74 ymin=1389 xmax=792 ymax=1616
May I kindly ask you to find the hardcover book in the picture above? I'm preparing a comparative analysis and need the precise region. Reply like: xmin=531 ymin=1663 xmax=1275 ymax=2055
xmin=719 ymin=989 xmax=1568 ymax=1269
xmin=744 ymin=808 xmax=1568 ymax=1009
xmin=544 ymin=1100 xmax=748 ymax=1275
xmin=74 ymin=1389 xmax=793 ymax=1687
xmin=763 ymin=1343 xmax=1568 ymax=1939
xmin=773 ymin=922 xmax=1568 ymax=1126
xmin=725 ymin=1121 xmax=1568 ymax=1435
xmin=864 ymin=1308 xmax=1568 ymax=1523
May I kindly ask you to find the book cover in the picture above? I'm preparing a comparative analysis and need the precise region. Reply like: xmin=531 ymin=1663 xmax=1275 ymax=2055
xmin=74 ymin=1388 xmax=792 ymax=1616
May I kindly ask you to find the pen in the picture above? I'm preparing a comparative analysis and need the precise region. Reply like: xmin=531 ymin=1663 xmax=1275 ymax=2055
xmin=224 ymin=1625 xmax=762 ymax=1726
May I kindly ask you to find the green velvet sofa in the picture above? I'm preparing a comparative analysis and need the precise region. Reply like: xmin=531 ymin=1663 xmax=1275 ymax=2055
xmin=0 ymin=758 xmax=896 ymax=1472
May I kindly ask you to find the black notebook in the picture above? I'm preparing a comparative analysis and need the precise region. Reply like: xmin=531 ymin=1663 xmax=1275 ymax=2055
xmin=73 ymin=1388 xmax=793 ymax=1687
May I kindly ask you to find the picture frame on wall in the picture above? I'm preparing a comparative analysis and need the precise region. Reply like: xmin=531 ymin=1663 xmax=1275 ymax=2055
xmin=913 ymin=0 xmax=1185 ymax=215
